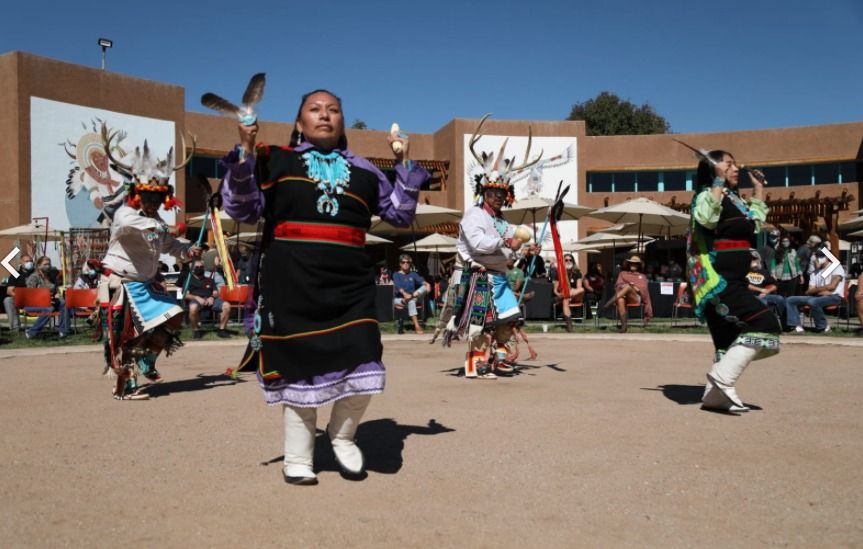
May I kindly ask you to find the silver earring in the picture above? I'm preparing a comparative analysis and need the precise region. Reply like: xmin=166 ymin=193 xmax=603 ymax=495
xmin=297 ymin=132 xmax=303 ymax=144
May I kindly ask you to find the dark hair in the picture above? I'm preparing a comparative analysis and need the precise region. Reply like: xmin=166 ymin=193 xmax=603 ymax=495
xmin=290 ymin=89 xmax=348 ymax=149
xmin=695 ymin=150 xmax=733 ymax=191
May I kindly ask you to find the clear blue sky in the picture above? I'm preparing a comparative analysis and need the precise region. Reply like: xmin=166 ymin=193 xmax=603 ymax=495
xmin=3 ymin=0 xmax=861 ymax=134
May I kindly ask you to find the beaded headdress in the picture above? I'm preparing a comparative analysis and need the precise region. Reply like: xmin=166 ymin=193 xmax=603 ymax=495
xmin=469 ymin=114 xmax=542 ymax=207
xmin=101 ymin=124 xmax=195 ymax=210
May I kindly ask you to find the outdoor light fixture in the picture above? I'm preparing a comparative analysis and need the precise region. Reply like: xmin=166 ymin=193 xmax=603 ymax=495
xmin=98 ymin=38 xmax=113 ymax=70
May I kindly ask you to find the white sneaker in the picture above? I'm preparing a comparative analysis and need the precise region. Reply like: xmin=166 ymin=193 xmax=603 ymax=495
xmin=794 ymin=326 xmax=804 ymax=333
xmin=821 ymin=325 xmax=831 ymax=333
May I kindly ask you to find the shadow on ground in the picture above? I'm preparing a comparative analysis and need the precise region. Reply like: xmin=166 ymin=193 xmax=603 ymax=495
xmin=144 ymin=373 xmax=246 ymax=398
xmin=262 ymin=418 xmax=455 ymax=475
xmin=643 ymin=384 xmax=763 ymax=413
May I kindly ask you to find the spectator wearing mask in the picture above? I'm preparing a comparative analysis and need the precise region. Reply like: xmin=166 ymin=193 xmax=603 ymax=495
xmin=785 ymin=248 xmax=846 ymax=333
xmin=184 ymin=259 xmax=231 ymax=339
xmin=24 ymin=256 xmax=69 ymax=339
xmin=758 ymin=229 xmax=780 ymax=271
xmin=746 ymin=251 xmax=786 ymax=327
xmin=73 ymin=261 xmax=101 ymax=289
xmin=235 ymin=244 xmax=254 ymax=285
xmin=772 ymin=235 xmax=803 ymax=297
xmin=800 ymin=235 xmax=822 ymax=279
xmin=4 ymin=254 xmax=34 ymax=330
xmin=849 ymin=262 xmax=863 ymax=337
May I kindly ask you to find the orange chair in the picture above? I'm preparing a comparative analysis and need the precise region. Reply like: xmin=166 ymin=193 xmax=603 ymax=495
xmin=219 ymin=284 xmax=252 ymax=324
xmin=64 ymin=288 xmax=99 ymax=331
xmin=671 ymin=282 xmax=694 ymax=327
xmin=13 ymin=287 xmax=59 ymax=332
xmin=800 ymin=283 xmax=849 ymax=329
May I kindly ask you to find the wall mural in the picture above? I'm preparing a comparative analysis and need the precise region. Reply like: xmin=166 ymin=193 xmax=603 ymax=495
xmin=462 ymin=134 xmax=579 ymax=245
xmin=30 ymin=97 xmax=177 ymax=230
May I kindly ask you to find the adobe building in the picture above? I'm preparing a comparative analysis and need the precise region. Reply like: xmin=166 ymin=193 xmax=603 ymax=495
xmin=2 ymin=50 xmax=861 ymax=253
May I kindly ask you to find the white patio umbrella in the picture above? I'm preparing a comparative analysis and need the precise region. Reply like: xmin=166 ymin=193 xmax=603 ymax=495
xmin=0 ymin=222 xmax=64 ymax=240
xmin=848 ymin=228 xmax=863 ymax=238
xmin=366 ymin=233 xmax=393 ymax=245
xmin=603 ymin=220 xmax=689 ymax=238
xmin=500 ymin=196 xmax=594 ymax=234
xmin=586 ymin=197 xmax=690 ymax=250
xmin=369 ymin=204 xmax=463 ymax=233
xmin=399 ymin=233 xmax=457 ymax=253
xmin=564 ymin=231 xmax=647 ymax=252
xmin=839 ymin=216 xmax=863 ymax=231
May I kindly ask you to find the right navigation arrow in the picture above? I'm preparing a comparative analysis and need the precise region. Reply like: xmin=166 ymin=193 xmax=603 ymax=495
xmin=821 ymin=247 xmax=841 ymax=278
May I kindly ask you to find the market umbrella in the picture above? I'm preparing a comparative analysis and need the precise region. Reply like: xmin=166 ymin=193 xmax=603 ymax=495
xmin=369 ymin=204 xmax=463 ymax=233
xmin=603 ymin=221 xmax=688 ymax=238
xmin=366 ymin=234 xmax=393 ymax=245
xmin=839 ymin=216 xmax=863 ymax=231
xmin=585 ymin=197 xmax=690 ymax=251
xmin=398 ymin=233 xmax=457 ymax=253
xmin=500 ymin=196 xmax=594 ymax=235
xmin=848 ymin=228 xmax=863 ymax=238
xmin=0 ymin=222 xmax=64 ymax=240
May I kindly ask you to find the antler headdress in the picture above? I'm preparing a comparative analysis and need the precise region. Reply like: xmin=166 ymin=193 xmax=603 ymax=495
xmin=101 ymin=123 xmax=196 ymax=209
xmin=469 ymin=113 xmax=543 ymax=206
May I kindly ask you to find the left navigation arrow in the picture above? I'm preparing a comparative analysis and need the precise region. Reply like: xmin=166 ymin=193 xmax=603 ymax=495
xmin=2 ymin=247 xmax=20 ymax=278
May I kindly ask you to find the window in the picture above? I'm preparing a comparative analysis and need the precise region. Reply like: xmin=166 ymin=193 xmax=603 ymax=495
xmin=589 ymin=172 xmax=613 ymax=192
xmin=787 ymin=164 xmax=812 ymax=186
xmin=636 ymin=171 xmax=659 ymax=192
xmin=840 ymin=161 xmax=859 ymax=183
xmin=813 ymin=163 xmax=840 ymax=185
xmin=614 ymin=172 xmax=635 ymax=192
xmin=663 ymin=170 xmax=687 ymax=191
xmin=761 ymin=166 xmax=786 ymax=187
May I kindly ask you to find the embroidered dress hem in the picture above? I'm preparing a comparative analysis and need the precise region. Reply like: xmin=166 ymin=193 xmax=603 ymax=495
xmin=258 ymin=360 xmax=385 ymax=407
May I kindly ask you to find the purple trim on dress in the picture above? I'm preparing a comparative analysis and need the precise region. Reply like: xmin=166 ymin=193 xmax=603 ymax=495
xmin=258 ymin=360 xmax=386 ymax=408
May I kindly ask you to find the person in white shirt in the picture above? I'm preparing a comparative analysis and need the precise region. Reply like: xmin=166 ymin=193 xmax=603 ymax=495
xmin=785 ymin=248 xmax=845 ymax=333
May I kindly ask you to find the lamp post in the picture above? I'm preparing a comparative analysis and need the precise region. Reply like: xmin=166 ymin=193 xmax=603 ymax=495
xmin=97 ymin=38 xmax=113 ymax=70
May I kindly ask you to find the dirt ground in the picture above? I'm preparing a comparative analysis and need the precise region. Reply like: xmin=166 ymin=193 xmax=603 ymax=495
xmin=1 ymin=334 xmax=861 ymax=548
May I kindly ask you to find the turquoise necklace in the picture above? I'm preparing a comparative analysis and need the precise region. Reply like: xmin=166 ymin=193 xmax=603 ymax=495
xmin=302 ymin=150 xmax=351 ymax=217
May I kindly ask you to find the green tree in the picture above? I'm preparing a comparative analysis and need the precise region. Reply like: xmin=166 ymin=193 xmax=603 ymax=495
xmin=567 ymin=91 xmax=670 ymax=136
xmin=350 ymin=119 xmax=368 ymax=130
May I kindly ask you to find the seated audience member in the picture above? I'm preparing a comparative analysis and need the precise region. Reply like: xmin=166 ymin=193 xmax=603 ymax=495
xmin=3 ymin=254 xmax=34 ymax=330
xmin=785 ymin=248 xmax=846 ymax=333
xmin=849 ymin=262 xmax=863 ymax=336
xmin=235 ymin=244 xmax=254 ymax=285
xmin=605 ymin=255 xmax=653 ymax=333
xmin=392 ymin=254 xmax=429 ymax=334
xmin=746 ymin=251 xmax=787 ymax=327
xmin=551 ymin=253 xmax=586 ymax=332
xmin=583 ymin=262 xmax=605 ymax=306
xmin=24 ymin=256 xmax=69 ymax=339
xmin=73 ymin=261 xmax=100 ymax=289
xmin=377 ymin=265 xmax=393 ymax=285
xmin=517 ymin=247 xmax=546 ymax=279
xmin=184 ymin=259 xmax=231 ymax=339
xmin=668 ymin=259 xmax=683 ymax=281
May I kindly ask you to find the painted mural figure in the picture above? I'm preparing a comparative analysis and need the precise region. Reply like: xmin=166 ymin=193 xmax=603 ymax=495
xmin=63 ymin=119 xmax=129 ymax=227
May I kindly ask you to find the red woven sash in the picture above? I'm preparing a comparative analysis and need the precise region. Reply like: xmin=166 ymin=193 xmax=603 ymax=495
xmin=273 ymin=222 xmax=365 ymax=247
xmin=714 ymin=239 xmax=751 ymax=251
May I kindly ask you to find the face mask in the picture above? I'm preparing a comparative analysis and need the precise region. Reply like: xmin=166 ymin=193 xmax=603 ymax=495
xmin=23 ymin=261 xmax=33 ymax=271
xmin=40 ymin=264 xmax=51 ymax=272
xmin=193 ymin=267 xmax=205 ymax=276
xmin=781 ymin=241 xmax=790 ymax=248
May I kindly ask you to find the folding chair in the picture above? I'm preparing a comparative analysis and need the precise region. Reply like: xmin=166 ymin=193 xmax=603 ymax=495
xmin=671 ymin=283 xmax=694 ymax=327
xmin=14 ymin=287 xmax=59 ymax=333
xmin=219 ymin=284 xmax=252 ymax=325
xmin=64 ymin=288 xmax=98 ymax=332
